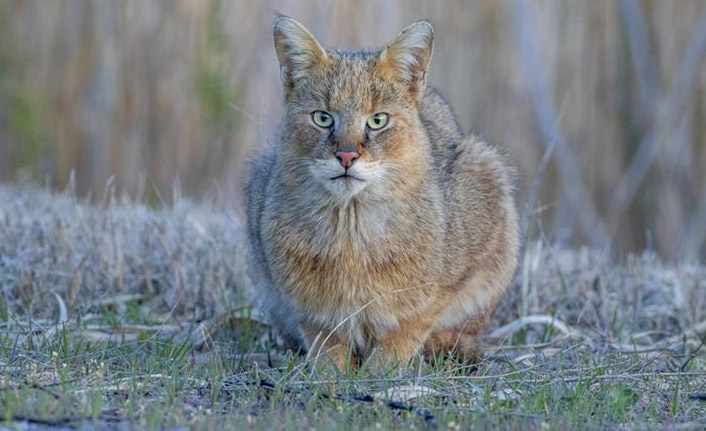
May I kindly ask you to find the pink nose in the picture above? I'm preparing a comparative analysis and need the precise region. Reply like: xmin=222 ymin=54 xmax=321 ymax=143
xmin=335 ymin=151 xmax=359 ymax=168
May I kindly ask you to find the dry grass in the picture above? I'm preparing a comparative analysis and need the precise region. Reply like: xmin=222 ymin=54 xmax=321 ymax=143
xmin=0 ymin=184 xmax=251 ymax=323
xmin=0 ymin=185 xmax=705 ymax=430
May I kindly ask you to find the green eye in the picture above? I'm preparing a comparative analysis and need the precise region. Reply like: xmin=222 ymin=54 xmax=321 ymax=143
xmin=366 ymin=113 xmax=389 ymax=130
xmin=312 ymin=111 xmax=334 ymax=128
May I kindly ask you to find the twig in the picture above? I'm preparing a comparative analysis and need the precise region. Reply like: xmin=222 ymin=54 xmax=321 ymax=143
xmin=330 ymin=392 xmax=437 ymax=429
xmin=252 ymin=378 xmax=437 ymax=428
xmin=485 ymin=314 xmax=583 ymax=340
xmin=2 ymin=414 xmax=76 ymax=428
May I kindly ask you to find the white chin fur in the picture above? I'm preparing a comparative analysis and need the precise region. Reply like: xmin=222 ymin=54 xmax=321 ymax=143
xmin=309 ymin=158 xmax=384 ymax=201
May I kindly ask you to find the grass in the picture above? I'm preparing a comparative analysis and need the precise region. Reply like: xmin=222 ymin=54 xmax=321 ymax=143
xmin=0 ymin=185 xmax=705 ymax=430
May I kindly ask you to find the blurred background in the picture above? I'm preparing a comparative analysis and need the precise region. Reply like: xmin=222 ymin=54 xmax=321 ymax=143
xmin=1 ymin=0 xmax=705 ymax=261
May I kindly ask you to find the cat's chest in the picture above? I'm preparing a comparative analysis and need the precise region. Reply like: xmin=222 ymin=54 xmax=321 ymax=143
xmin=263 ymin=201 xmax=435 ymax=310
xmin=271 ymin=244 xmax=433 ymax=340
xmin=270 ymin=198 xmax=400 ymax=261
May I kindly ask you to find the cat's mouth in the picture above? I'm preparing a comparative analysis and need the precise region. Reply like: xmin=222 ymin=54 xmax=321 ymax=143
xmin=330 ymin=173 xmax=362 ymax=181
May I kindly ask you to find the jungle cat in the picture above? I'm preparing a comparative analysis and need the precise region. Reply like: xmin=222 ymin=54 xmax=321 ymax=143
xmin=246 ymin=16 xmax=519 ymax=371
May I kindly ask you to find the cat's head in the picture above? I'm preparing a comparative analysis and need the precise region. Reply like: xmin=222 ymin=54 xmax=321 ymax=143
xmin=273 ymin=16 xmax=434 ymax=202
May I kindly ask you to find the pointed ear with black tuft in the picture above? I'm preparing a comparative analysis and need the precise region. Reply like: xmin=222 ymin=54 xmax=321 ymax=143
xmin=379 ymin=21 xmax=434 ymax=102
xmin=273 ymin=16 xmax=329 ymax=95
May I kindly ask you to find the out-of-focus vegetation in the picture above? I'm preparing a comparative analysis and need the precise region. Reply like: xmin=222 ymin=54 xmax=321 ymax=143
xmin=1 ymin=0 xmax=706 ymax=259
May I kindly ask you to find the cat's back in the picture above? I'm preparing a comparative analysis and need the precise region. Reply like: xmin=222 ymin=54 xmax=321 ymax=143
xmin=245 ymin=149 xmax=276 ymax=279
xmin=419 ymin=87 xmax=464 ymax=165
xmin=419 ymin=87 xmax=518 ymax=285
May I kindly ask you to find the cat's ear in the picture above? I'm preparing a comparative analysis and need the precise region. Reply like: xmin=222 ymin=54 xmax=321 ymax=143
xmin=273 ymin=16 xmax=329 ymax=91
xmin=379 ymin=21 xmax=434 ymax=100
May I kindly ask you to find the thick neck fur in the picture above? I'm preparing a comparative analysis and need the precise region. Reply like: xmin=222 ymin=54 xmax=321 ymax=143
xmin=270 ymin=137 xmax=437 ymax=265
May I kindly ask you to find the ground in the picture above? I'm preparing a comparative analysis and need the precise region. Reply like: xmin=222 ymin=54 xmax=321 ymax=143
xmin=0 ymin=185 xmax=704 ymax=430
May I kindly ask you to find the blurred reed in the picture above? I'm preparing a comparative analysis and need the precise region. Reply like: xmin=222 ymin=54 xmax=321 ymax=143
xmin=0 ymin=0 xmax=705 ymax=260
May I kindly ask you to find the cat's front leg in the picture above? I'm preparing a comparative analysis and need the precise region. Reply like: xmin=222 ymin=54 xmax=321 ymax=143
xmin=300 ymin=321 xmax=353 ymax=373
xmin=368 ymin=302 xmax=447 ymax=371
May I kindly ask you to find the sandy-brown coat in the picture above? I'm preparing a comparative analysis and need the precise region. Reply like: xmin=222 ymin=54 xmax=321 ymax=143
xmin=246 ymin=17 xmax=519 ymax=369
